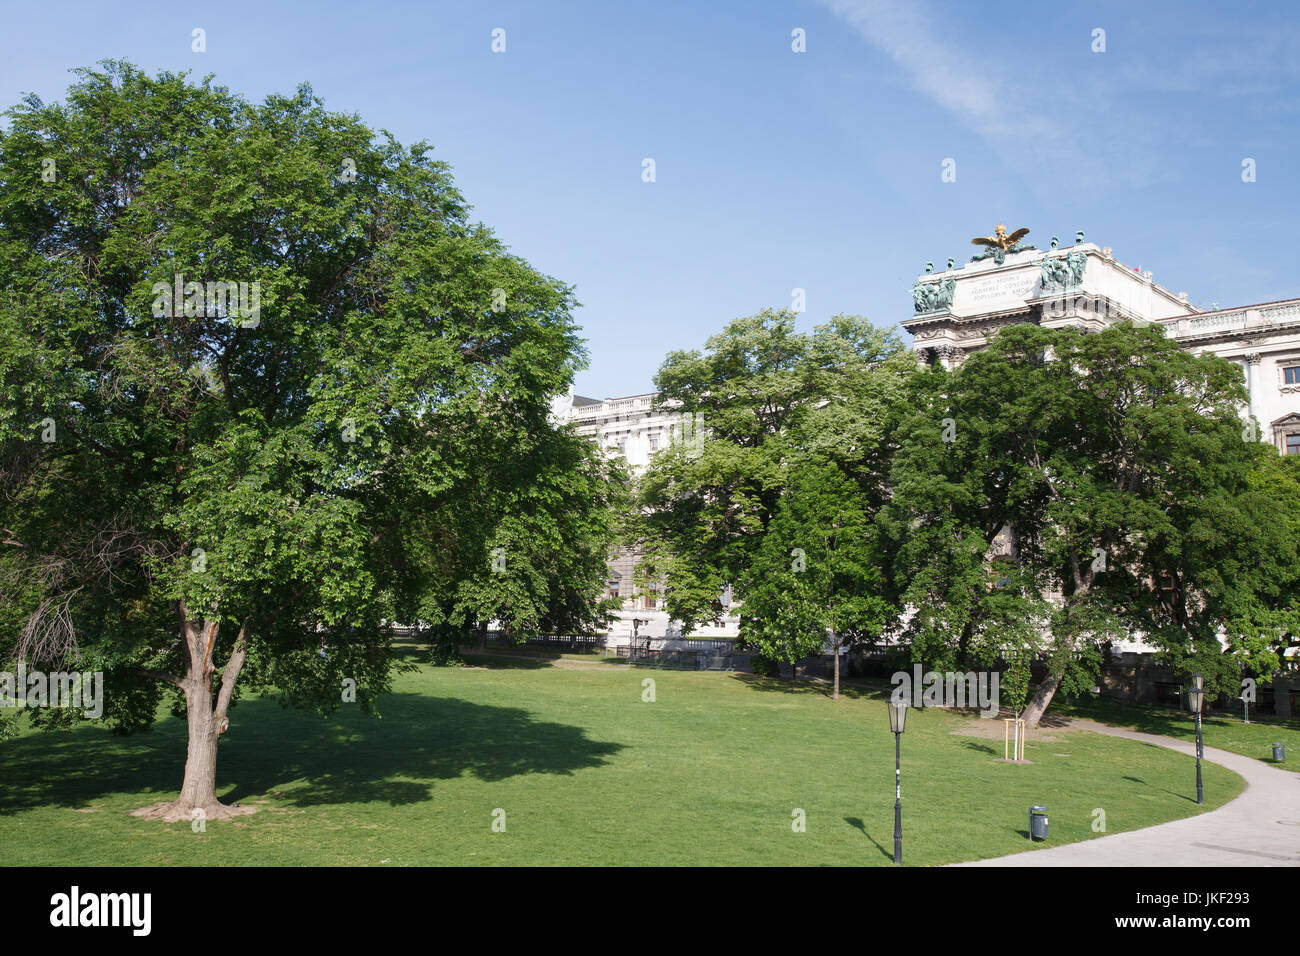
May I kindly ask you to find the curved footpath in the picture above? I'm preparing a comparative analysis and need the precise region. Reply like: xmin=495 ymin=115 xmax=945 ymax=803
xmin=955 ymin=719 xmax=1300 ymax=866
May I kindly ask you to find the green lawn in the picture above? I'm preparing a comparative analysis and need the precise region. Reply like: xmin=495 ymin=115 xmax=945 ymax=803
xmin=0 ymin=656 xmax=1243 ymax=865
xmin=1051 ymin=693 xmax=1300 ymax=772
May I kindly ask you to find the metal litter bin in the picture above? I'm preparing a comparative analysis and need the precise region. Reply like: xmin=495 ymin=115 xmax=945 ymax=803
xmin=1273 ymin=742 xmax=1286 ymax=763
xmin=1029 ymin=805 xmax=1049 ymax=841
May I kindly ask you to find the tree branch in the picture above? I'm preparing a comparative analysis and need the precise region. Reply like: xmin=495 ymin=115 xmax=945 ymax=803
xmin=137 ymin=667 xmax=185 ymax=689
xmin=213 ymin=620 xmax=251 ymax=729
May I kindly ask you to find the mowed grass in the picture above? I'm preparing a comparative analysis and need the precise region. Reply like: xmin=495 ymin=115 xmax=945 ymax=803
xmin=0 ymin=656 xmax=1243 ymax=866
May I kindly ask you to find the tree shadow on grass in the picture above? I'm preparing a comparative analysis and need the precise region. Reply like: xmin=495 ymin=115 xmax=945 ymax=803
xmin=1060 ymin=696 xmax=1300 ymax=736
xmin=727 ymin=673 xmax=878 ymax=701
xmin=0 ymin=693 xmax=623 ymax=814
xmin=459 ymin=653 xmax=555 ymax=670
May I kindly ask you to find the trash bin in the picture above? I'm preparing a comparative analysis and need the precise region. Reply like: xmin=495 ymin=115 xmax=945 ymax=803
xmin=1273 ymin=743 xmax=1286 ymax=763
xmin=1029 ymin=806 xmax=1049 ymax=841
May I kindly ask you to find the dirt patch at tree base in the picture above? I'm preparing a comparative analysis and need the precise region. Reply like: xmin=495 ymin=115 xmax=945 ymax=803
xmin=129 ymin=801 xmax=259 ymax=823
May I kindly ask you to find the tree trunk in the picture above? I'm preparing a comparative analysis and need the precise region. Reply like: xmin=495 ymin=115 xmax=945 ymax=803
xmin=1022 ymin=556 xmax=1089 ymax=730
xmin=1022 ymin=669 xmax=1060 ymax=729
xmin=133 ymin=606 xmax=251 ymax=823
xmin=832 ymin=631 xmax=840 ymax=701
xmin=175 ymin=675 xmax=222 ymax=813
xmin=477 ymin=619 xmax=488 ymax=652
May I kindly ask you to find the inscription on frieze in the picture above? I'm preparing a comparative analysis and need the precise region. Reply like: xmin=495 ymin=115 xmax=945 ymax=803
xmin=962 ymin=270 xmax=1038 ymax=308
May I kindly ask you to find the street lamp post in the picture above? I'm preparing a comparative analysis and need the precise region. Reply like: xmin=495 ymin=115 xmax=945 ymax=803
xmin=888 ymin=697 xmax=908 ymax=864
xmin=1188 ymin=673 xmax=1205 ymax=805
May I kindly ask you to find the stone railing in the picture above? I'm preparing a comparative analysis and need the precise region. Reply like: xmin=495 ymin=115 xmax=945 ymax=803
xmin=571 ymin=396 xmax=655 ymax=421
xmin=1172 ymin=300 xmax=1300 ymax=337
xmin=1262 ymin=302 xmax=1300 ymax=323
xmin=1178 ymin=311 xmax=1246 ymax=333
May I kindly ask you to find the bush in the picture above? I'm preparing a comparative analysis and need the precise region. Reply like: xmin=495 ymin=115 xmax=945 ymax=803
xmin=750 ymin=655 xmax=779 ymax=677
xmin=425 ymin=624 xmax=467 ymax=667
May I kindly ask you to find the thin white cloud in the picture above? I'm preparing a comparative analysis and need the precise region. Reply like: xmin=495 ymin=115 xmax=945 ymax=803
xmin=816 ymin=0 xmax=1102 ymax=187
xmin=820 ymin=0 xmax=1300 ymax=195
xmin=820 ymin=0 xmax=1002 ymax=119
xmin=816 ymin=0 xmax=1149 ymax=189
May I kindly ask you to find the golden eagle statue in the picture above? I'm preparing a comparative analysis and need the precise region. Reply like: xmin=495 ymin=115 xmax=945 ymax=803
xmin=971 ymin=223 xmax=1030 ymax=253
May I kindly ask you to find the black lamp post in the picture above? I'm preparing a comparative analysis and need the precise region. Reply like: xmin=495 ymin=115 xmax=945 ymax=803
xmin=1188 ymin=673 xmax=1205 ymax=805
xmin=888 ymin=697 xmax=908 ymax=864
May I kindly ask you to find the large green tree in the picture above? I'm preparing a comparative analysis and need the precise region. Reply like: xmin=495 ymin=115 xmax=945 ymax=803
xmin=885 ymin=322 xmax=1297 ymax=727
xmin=406 ymin=419 xmax=629 ymax=659
xmin=0 ymin=62 xmax=606 ymax=820
xmin=740 ymin=459 xmax=891 ymax=699
xmin=636 ymin=309 xmax=913 ymax=686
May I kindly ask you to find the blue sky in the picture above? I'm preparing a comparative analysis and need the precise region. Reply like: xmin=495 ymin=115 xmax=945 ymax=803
xmin=2 ymin=0 xmax=1297 ymax=398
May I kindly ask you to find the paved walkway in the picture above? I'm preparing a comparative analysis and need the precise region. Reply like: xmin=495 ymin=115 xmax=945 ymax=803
xmin=956 ymin=719 xmax=1300 ymax=867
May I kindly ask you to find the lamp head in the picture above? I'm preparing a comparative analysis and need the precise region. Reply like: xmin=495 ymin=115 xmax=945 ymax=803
xmin=888 ymin=697 xmax=909 ymax=734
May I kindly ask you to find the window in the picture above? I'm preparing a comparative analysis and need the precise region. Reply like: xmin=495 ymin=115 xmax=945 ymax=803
xmin=648 ymin=435 xmax=659 ymax=452
xmin=1284 ymin=366 xmax=1300 ymax=385
xmin=1272 ymin=416 xmax=1300 ymax=453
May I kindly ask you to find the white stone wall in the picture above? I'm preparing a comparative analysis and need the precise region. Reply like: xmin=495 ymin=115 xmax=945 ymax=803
xmin=555 ymin=391 xmax=686 ymax=474
xmin=902 ymin=236 xmax=1300 ymax=459
xmin=1162 ymin=301 xmax=1300 ymax=454
xmin=605 ymin=608 xmax=740 ymax=644
xmin=552 ymin=391 xmax=715 ymax=631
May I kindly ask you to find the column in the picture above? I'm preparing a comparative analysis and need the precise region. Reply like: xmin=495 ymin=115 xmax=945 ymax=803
xmin=1245 ymin=353 xmax=1261 ymax=438
xmin=934 ymin=344 xmax=961 ymax=370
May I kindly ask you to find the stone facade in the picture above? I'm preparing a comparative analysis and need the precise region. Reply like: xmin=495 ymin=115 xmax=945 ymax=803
xmin=901 ymin=235 xmax=1300 ymax=458
xmin=550 ymin=389 xmax=740 ymax=641
xmin=550 ymin=390 xmax=684 ymax=474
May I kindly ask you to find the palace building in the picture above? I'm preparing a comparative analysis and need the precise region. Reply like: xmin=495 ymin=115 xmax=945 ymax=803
xmin=553 ymin=228 xmax=1298 ymax=705
xmin=554 ymin=391 xmax=680 ymax=473
xmin=902 ymin=226 xmax=1300 ymax=455
xmin=549 ymin=389 xmax=736 ymax=641
xmin=898 ymin=226 xmax=1300 ymax=713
